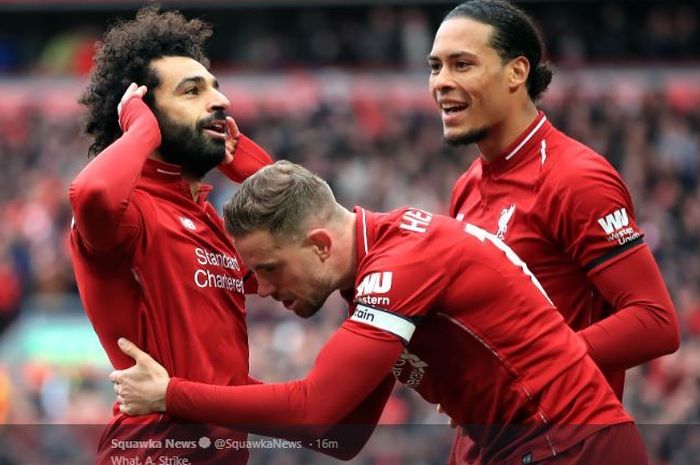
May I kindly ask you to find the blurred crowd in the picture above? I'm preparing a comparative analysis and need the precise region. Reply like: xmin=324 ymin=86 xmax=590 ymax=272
xmin=0 ymin=2 xmax=698 ymax=75
xmin=0 ymin=76 xmax=698 ymax=463
xmin=0 ymin=1 xmax=698 ymax=463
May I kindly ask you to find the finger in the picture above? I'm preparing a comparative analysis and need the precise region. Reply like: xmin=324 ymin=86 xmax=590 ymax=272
xmin=226 ymin=116 xmax=240 ymax=139
xmin=117 ymin=337 xmax=147 ymax=362
xmin=134 ymin=85 xmax=147 ymax=98
xmin=119 ymin=82 xmax=137 ymax=106
xmin=436 ymin=404 xmax=444 ymax=414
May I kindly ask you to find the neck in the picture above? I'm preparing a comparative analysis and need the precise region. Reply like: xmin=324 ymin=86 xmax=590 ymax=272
xmin=335 ymin=209 xmax=358 ymax=293
xmin=184 ymin=174 xmax=202 ymax=201
xmin=477 ymin=100 xmax=539 ymax=162
xmin=150 ymin=151 xmax=202 ymax=201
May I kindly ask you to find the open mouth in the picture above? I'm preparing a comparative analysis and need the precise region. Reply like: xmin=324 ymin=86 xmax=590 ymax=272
xmin=441 ymin=103 xmax=468 ymax=115
xmin=202 ymin=120 xmax=227 ymax=139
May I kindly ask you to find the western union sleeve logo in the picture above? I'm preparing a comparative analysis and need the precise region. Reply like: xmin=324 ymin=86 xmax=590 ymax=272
xmin=356 ymin=272 xmax=393 ymax=296
xmin=597 ymin=208 xmax=629 ymax=234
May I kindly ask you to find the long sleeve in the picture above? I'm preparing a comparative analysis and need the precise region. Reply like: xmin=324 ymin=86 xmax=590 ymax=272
xmin=218 ymin=134 xmax=273 ymax=183
xmin=167 ymin=325 xmax=403 ymax=431
xmin=68 ymin=97 xmax=160 ymax=252
xmin=579 ymin=245 xmax=680 ymax=372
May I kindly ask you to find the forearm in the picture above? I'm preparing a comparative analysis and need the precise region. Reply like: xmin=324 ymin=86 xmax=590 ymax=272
xmin=166 ymin=327 xmax=402 ymax=430
xmin=69 ymin=99 xmax=159 ymax=250
xmin=580 ymin=246 xmax=680 ymax=372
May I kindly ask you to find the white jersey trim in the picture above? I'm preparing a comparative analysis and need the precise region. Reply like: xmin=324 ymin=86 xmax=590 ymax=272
xmin=360 ymin=208 xmax=369 ymax=254
xmin=505 ymin=116 xmax=547 ymax=161
xmin=350 ymin=304 xmax=416 ymax=343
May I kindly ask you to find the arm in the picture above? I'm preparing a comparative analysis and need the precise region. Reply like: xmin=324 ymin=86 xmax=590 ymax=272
xmin=166 ymin=325 xmax=402 ymax=428
xmin=579 ymin=245 xmax=680 ymax=372
xmin=111 ymin=324 xmax=402 ymax=430
xmin=68 ymin=85 xmax=159 ymax=252
xmin=543 ymin=154 xmax=679 ymax=372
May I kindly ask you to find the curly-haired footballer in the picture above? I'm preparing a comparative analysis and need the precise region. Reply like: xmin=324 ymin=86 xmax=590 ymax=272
xmin=68 ymin=7 xmax=272 ymax=465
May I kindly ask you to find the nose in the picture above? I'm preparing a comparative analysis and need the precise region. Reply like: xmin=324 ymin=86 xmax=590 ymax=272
xmin=256 ymin=277 xmax=275 ymax=298
xmin=430 ymin=66 xmax=455 ymax=96
xmin=208 ymin=87 xmax=230 ymax=112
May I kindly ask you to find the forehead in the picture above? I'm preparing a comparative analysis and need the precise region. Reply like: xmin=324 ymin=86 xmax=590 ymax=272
xmin=430 ymin=17 xmax=496 ymax=57
xmin=235 ymin=230 xmax=287 ymax=266
xmin=149 ymin=55 xmax=214 ymax=88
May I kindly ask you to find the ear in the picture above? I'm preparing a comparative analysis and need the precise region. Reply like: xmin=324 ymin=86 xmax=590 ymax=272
xmin=508 ymin=56 xmax=530 ymax=93
xmin=307 ymin=228 xmax=333 ymax=261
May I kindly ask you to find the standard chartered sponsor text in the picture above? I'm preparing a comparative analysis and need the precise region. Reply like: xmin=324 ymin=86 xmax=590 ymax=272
xmin=195 ymin=247 xmax=240 ymax=271
xmin=193 ymin=247 xmax=244 ymax=293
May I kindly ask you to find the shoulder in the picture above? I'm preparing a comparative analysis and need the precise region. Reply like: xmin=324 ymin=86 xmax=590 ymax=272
xmin=364 ymin=208 xmax=459 ymax=271
xmin=541 ymin=130 xmax=629 ymax=203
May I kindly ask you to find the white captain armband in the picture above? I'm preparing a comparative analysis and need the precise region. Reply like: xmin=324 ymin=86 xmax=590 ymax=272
xmin=350 ymin=305 xmax=416 ymax=344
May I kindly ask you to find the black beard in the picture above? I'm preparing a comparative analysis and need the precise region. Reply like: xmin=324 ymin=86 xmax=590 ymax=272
xmin=445 ymin=127 xmax=489 ymax=147
xmin=153 ymin=107 xmax=226 ymax=179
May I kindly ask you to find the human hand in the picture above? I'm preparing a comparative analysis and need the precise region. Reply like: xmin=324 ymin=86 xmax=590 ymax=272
xmin=117 ymin=83 xmax=160 ymax=140
xmin=222 ymin=116 xmax=241 ymax=165
xmin=110 ymin=338 xmax=170 ymax=415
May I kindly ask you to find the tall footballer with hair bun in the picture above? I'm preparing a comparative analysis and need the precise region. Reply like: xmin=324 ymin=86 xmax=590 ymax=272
xmin=428 ymin=1 xmax=679 ymax=463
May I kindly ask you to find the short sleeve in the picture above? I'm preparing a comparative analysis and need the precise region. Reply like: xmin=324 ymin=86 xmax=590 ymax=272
xmin=346 ymin=212 xmax=452 ymax=344
xmin=545 ymin=156 xmax=644 ymax=273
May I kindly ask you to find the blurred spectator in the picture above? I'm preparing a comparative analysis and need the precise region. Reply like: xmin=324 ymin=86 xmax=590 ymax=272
xmin=0 ymin=2 xmax=698 ymax=74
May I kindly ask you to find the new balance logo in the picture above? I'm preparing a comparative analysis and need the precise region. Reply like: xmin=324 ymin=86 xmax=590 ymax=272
xmin=179 ymin=216 xmax=196 ymax=231
xmin=356 ymin=272 xmax=393 ymax=296
xmin=597 ymin=208 xmax=629 ymax=234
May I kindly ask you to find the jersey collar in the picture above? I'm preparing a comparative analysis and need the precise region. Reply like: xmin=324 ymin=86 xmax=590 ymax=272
xmin=481 ymin=111 xmax=551 ymax=175
xmin=141 ymin=158 xmax=213 ymax=204
xmin=353 ymin=206 xmax=374 ymax=265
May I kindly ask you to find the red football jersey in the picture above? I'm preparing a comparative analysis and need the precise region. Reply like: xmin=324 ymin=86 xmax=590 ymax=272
xmin=164 ymin=206 xmax=632 ymax=464
xmin=449 ymin=112 xmax=644 ymax=397
xmin=69 ymin=99 xmax=270 ymax=464
xmin=344 ymin=207 xmax=631 ymax=463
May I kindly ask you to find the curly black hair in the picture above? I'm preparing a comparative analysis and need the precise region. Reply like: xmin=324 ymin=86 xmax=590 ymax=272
xmin=79 ymin=5 xmax=212 ymax=157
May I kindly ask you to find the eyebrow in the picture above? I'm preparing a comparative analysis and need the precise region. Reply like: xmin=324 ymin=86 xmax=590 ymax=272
xmin=427 ymin=51 xmax=478 ymax=61
xmin=251 ymin=261 xmax=276 ymax=272
xmin=174 ymin=75 xmax=220 ymax=91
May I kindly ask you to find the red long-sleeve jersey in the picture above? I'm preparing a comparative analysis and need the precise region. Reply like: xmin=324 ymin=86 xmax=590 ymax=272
xmin=165 ymin=207 xmax=632 ymax=464
xmin=69 ymin=97 xmax=271 ymax=464
xmin=449 ymin=112 xmax=679 ymax=396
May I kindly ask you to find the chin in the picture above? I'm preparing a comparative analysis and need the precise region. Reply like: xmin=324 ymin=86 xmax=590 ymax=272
xmin=293 ymin=299 xmax=325 ymax=319
xmin=444 ymin=126 xmax=488 ymax=147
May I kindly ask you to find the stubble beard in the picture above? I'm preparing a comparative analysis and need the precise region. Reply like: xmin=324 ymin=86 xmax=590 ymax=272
xmin=444 ymin=127 xmax=489 ymax=147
